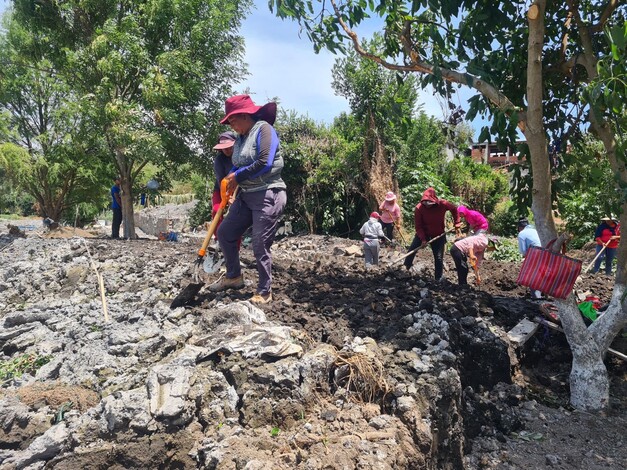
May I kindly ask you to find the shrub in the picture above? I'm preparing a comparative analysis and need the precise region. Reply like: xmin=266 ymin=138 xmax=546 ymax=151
xmin=489 ymin=238 xmax=522 ymax=262
xmin=0 ymin=354 xmax=51 ymax=381
xmin=490 ymin=200 xmax=531 ymax=237
xmin=445 ymin=157 xmax=509 ymax=215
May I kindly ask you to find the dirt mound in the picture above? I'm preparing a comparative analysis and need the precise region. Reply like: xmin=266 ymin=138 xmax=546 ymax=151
xmin=40 ymin=227 xmax=97 ymax=238
xmin=17 ymin=382 xmax=100 ymax=412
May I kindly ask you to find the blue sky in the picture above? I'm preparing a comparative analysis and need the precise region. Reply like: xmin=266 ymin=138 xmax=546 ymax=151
xmin=0 ymin=0 xmax=471 ymax=130
xmin=240 ymin=1 xmax=451 ymax=125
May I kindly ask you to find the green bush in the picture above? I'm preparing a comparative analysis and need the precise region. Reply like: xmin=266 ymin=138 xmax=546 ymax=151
xmin=488 ymin=238 xmax=522 ymax=262
xmin=556 ymin=136 xmax=622 ymax=249
xmin=0 ymin=354 xmax=51 ymax=381
xmin=61 ymin=202 xmax=102 ymax=227
xmin=490 ymin=200 xmax=531 ymax=237
xmin=558 ymin=193 xmax=600 ymax=249
xmin=0 ymin=190 xmax=36 ymax=217
xmin=445 ymin=157 xmax=509 ymax=215
xmin=189 ymin=195 xmax=212 ymax=229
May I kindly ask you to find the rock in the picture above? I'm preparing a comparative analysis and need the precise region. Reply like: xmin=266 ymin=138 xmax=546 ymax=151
xmin=545 ymin=454 xmax=560 ymax=466
xmin=147 ymin=364 xmax=194 ymax=426
xmin=101 ymin=388 xmax=154 ymax=433
xmin=4 ymin=423 xmax=69 ymax=469
xmin=321 ymin=409 xmax=338 ymax=422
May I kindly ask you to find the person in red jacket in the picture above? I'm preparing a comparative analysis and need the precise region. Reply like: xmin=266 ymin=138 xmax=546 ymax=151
xmin=404 ymin=188 xmax=461 ymax=280
xmin=592 ymin=216 xmax=621 ymax=274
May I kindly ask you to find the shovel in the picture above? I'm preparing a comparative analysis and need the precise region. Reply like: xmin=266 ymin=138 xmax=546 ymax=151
xmin=391 ymin=230 xmax=452 ymax=265
xmin=468 ymin=253 xmax=482 ymax=285
xmin=585 ymin=238 xmax=613 ymax=273
xmin=170 ymin=179 xmax=237 ymax=308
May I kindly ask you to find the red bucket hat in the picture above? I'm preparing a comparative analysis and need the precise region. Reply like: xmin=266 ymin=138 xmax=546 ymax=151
xmin=220 ymin=94 xmax=277 ymax=125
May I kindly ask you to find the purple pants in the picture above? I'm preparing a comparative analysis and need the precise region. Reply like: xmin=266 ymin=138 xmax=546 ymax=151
xmin=217 ymin=188 xmax=287 ymax=295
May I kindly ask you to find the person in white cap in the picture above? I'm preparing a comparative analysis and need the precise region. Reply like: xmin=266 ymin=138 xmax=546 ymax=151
xmin=379 ymin=191 xmax=401 ymax=241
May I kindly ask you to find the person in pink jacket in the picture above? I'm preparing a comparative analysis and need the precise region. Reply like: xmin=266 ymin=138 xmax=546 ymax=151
xmin=379 ymin=191 xmax=401 ymax=241
xmin=457 ymin=205 xmax=489 ymax=235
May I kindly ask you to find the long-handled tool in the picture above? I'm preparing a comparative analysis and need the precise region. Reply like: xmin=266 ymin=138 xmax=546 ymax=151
xmin=380 ymin=234 xmax=404 ymax=250
xmin=391 ymin=230 xmax=451 ymax=264
xmin=382 ymin=208 xmax=408 ymax=247
xmin=170 ymin=179 xmax=237 ymax=308
xmin=468 ymin=250 xmax=482 ymax=285
xmin=585 ymin=238 xmax=614 ymax=273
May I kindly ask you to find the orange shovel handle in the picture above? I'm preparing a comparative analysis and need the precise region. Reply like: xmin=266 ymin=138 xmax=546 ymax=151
xmin=198 ymin=178 xmax=238 ymax=258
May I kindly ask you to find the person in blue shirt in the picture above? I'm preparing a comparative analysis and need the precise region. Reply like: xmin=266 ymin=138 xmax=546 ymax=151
xmin=111 ymin=177 xmax=122 ymax=239
xmin=517 ymin=218 xmax=541 ymax=256
xmin=517 ymin=218 xmax=542 ymax=298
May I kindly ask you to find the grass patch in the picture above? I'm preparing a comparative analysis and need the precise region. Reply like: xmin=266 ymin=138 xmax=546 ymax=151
xmin=0 ymin=354 xmax=52 ymax=381
xmin=0 ymin=213 xmax=22 ymax=220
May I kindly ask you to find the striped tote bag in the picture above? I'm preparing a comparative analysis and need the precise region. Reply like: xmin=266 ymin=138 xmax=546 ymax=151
xmin=516 ymin=246 xmax=582 ymax=299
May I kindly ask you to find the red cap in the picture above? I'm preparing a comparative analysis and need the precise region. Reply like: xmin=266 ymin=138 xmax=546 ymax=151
xmin=370 ymin=212 xmax=380 ymax=219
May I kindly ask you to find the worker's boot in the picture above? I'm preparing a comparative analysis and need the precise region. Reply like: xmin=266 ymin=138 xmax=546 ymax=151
xmin=207 ymin=275 xmax=244 ymax=292
xmin=250 ymin=292 xmax=272 ymax=304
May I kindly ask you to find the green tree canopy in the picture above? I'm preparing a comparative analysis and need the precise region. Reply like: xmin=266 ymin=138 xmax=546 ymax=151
xmin=12 ymin=0 xmax=250 ymax=237
xmin=0 ymin=13 xmax=109 ymax=220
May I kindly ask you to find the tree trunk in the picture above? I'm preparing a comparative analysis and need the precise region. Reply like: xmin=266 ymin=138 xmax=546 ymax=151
xmin=112 ymin=144 xmax=137 ymax=239
xmin=525 ymin=0 xmax=557 ymax=245
xmin=554 ymin=297 xmax=608 ymax=411
xmin=569 ymin=353 xmax=610 ymax=411
xmin=556 ymin=286 xmax=627 ymax=411
xmin=120 ymin=174 xmax=136 ymax=239
xmin=363 ymin=112 xmax=395 ymax=209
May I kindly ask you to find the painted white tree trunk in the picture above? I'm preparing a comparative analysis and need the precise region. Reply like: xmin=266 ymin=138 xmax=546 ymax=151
xmin=557 ymin=286 xmax=627 ymax=411
xmin=569 ymin=354 xmax=609 ymax=411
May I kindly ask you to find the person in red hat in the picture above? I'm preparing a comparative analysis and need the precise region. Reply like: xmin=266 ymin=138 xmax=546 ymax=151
xmin=359 ymin=212 xmax=385 ymax=267
xmin=208 ymin=95 xmax=286 ymax=304
xmin=379 ymin=191 xmax=401 ymax=241
xmin=404 ymin=187 xmax=461 ymax=281
xmin=210 ymin=132 xmax=236 ymax=238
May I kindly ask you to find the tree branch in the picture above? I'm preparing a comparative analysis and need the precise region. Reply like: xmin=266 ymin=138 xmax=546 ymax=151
xmin=131 ymin=160 xmax=149 ymax=182
xmin=589 ymin=285 xmax=627 ymax=351
xmin=590 ymin=0 xmax=621 ymax=33
xmin=555 ymin=296 xmax=590 ymax=348
xmin=328 ymin=0 xmax=526 ymax=128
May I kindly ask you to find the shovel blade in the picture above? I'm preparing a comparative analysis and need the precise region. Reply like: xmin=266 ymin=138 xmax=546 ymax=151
xmin=203 ymin=248 xmax=224 ymax=274
xmin=170 ymin=282 xmax=203 ymax=309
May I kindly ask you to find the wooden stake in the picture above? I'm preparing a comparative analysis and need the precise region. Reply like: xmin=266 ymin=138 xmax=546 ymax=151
xmin=83 ymin=239 xmax=109 ymax=322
